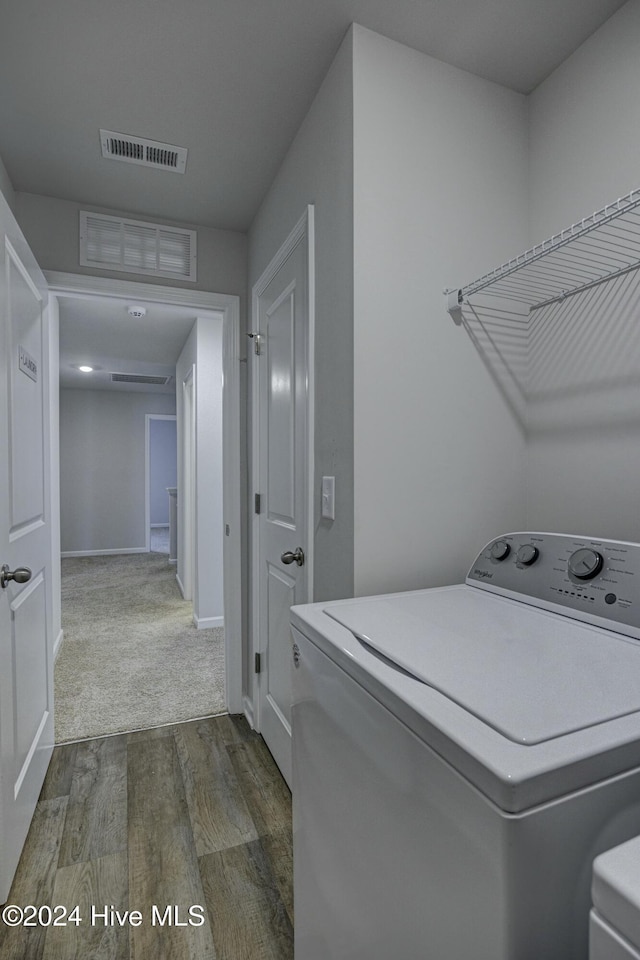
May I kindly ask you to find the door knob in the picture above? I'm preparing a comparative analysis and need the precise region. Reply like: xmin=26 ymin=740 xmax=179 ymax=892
xmin=281 ymin=547 xmax=305 ymax=567
xmin=1 ymin=565 xmax=32 ymax=588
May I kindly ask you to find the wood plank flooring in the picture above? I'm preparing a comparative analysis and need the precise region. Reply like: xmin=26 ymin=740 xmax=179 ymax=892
xmin=0 ymin=715 xmax=293 ymax=960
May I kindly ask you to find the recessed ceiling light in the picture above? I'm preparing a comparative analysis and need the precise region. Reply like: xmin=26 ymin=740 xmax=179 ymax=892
xmin=78 ymin=365 xmax=94 ymax=373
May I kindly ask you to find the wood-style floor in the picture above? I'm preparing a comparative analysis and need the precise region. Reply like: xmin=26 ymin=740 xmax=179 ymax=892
xmin=0 ymin=715 xmax=293 ymax=960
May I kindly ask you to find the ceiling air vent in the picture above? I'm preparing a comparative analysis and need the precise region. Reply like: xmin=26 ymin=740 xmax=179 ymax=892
xmin=80 ymin=211 xmax=197 ymax=281
xmin=99 ymin=129 xmax=187 ymax=173
xmin=111 ymin=373 xmax=173 ymax=386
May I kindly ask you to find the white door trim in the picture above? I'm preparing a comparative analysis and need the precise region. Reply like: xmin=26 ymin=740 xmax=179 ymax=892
xmin=250 ymin=205 xmax=315 ymax=727
xmin=145 ymin=414 xmax=177 ymax=553
xmin=46 ymin=271 xmax=243 ymax=714
xmin=179 ymin=367 xmax=196 ymax=602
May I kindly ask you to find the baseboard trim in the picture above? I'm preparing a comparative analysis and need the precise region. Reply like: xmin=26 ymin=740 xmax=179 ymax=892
xmin=61 ymin=547 xmax=148 ymax=558
xmin=176 ymin=573 xmax=186 ymax=598
xmin=193 ymin=615 xmax=224 ymax=630
xmin=53 ymin=629 xmax=64 ymax=661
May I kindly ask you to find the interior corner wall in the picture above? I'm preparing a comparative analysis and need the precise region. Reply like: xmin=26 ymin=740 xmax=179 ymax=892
xmin=59 ymin=388 xmax=176 ymax=554
xmin=528 ymin=0 xmax=640 ymax=241
xmin=352 ymin=25 xmax=529 ymax=597
xmin=248 ymin=27 xmax=355 ymax=606
xmin=175 ymin=317 xmax=224 ymax=626
xmin=0 ymin=153 xmax=15 ymax=213
xmin=525 ymin=0 xmax=640 ymax=543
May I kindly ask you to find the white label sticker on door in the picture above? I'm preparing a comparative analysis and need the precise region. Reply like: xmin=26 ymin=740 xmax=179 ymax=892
xmin=18 ymin=346 xmax=37 ymax=382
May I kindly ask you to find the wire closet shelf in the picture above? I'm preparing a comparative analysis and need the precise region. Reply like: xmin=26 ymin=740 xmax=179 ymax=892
xmin=444 ymin=187 xmax=640 ymax=430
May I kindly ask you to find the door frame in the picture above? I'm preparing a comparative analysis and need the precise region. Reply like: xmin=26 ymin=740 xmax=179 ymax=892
xmin=179 ymin=367 xmax=196 ymax=601
xmin=249 ymin=205 xmax=315 ymax=730
xmin=45 ymin=271 xmax=243 ymax=713
xmin=144 ymin=413 xmax=177 ymax=554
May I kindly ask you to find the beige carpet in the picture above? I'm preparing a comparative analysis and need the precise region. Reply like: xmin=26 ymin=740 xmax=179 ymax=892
xmin=55 ymin=552 xmax=226 ymax=742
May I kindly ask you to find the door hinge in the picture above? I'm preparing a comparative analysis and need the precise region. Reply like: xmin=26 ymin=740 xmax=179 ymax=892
xmin=247 ymin=332 xmax=262 ymax=355
xmin=255 ymin=652 xmax=262 ymax=674
xmin=254 ymin=493 xmax=262 ymax=514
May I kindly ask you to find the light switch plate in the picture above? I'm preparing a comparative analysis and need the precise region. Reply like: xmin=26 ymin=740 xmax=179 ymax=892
xmin=321 ymin=476 xmax=335 ymax=520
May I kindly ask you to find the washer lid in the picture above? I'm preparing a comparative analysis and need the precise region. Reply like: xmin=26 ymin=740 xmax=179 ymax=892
xmin=325 ymin=587 xmax=640 ymax=745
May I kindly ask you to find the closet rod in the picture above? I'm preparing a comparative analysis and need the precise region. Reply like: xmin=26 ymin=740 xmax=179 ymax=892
xmin=531 ymin=258 xmax=640 ymax=312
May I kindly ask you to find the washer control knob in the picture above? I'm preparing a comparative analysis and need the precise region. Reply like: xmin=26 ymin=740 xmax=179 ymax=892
xmin=516 ymin=544 xmax=539 ymax=566
xmin=568 ymin=548 xmax=604 ymax=581
xmin=490 ymin=539 xmax=511 ymax=562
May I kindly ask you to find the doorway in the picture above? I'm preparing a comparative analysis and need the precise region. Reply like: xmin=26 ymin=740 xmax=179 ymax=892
xmin=46 ymin=271 xmax=243 ymax=728
xmin=146 ymin=414 xmax=178 ymax=558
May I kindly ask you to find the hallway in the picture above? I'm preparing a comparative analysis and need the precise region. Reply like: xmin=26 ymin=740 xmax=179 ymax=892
xmin=55 ymin=552 xmax=226 ymax=742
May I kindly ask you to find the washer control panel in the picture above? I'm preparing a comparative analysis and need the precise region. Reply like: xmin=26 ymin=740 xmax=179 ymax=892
xmin=467 ymin=533 xmax=640 ymax=636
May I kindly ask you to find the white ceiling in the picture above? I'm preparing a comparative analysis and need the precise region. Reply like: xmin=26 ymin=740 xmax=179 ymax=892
xmin=58 ymin=296 xmax=207 ymax=393
xmin=6 ymin=1 xmax=629 ymax=392
xmin=0 ymin=0 xmax=628 ymax=232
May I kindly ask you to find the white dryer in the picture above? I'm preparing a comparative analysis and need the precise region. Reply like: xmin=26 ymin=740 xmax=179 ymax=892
xmin=290 ymin=533 xmax=640 ymax=960
xmin=591 ymin=836 xmax=640 ymax=959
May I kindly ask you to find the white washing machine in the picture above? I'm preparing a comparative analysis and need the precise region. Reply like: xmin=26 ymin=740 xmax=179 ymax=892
xmin=290 ymin=533 xmax=640 ymax=960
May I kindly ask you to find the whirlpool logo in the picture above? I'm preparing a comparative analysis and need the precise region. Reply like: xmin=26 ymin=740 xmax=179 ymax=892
xmin=474 ymin=569 xmax=494 ymax=579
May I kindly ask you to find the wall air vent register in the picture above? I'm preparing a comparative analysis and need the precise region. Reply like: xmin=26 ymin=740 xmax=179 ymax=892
xmin=80 ymin=211 xmax=197 ymax=282
xmin=110 ymin=373 xmax=173 ymax=386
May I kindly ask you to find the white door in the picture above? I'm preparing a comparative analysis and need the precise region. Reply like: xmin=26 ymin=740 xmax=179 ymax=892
xmin=253 ymin=213 xmax=313 ymax=788
xmin=0 ymin=196 xmax=54 ymax=902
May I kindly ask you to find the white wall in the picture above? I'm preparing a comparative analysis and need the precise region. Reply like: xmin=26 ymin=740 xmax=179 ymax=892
xmin=60 ymin=388 xmax=176 ymax=554
xmin=525 ymin=0 xmax=640 ymax=542
xmin=249 ymin=27 xmax=355 ymax=606
xmin=176 ymin=316 xmax=224 ymax=627
xmin=149 ymin=418 xmax=177 ymax=525
xmin=352 ymin=26 xmax=529 ymax=596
